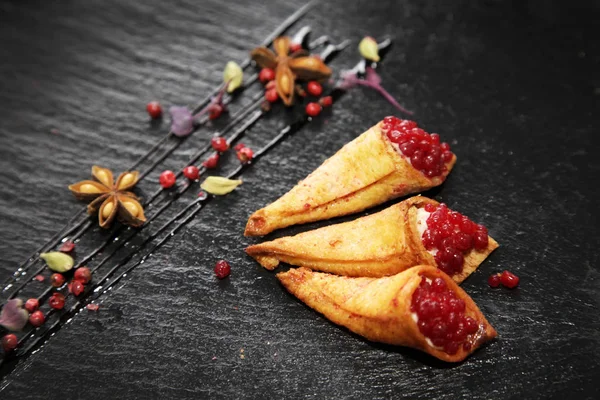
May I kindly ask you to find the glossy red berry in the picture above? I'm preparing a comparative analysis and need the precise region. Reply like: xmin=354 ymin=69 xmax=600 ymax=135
xmin=29 ymin=311 xmax=45 ymax=327
xmin=59 ymin=241 xmax=75 ymax=253
xmin=159 ymin=170 xmax=177 ymax=188
xmin=307 ymin=81 xmax=323 ymax=96
xmin=488 ymin=274 xmax=501 ymax=288
xmin=2 ymin=334 xmax=18 ymax=352
xmin=70 ymin=280 xmax=85 ymax=296
xmin=289 ymin=43 xmax=302 ymax=53
xmin=202 ymin=154 xmax=220 ymax=169
xmin=25 ymin=298 xmax=39 ymax=312
xmin=259 ymin=68 xmax=275 ymax=83
xmin=237 ymin=147 xmax=254 ymax=164
xmin=49 ymin=293 xmax=65 ymax=310
xmin=265 ymin=88 xmax=279 ymax=103
xmin=183 ymin=165 xmax=200 ymax=180
xmin=146 ymin=101 xmax=163 ymax=119
xmin=305 ymin=102 xmax=322 ymax=117
xmin=74 ymin=267 xmax=92 ymax=284
xmin=500 ymin=270 xmax=520 ymax=288
xmin=319 ymin=96 xmax=333 ymax=107
xmin=50 ymin=273 xmax=65 ymax=288
xmin=208 ymin=104 xmax=224 ymax=120
xmin=211 ymin=137 xmax=229 ymax=152
xmin=214 ymin=260 xmax=231 ymax=279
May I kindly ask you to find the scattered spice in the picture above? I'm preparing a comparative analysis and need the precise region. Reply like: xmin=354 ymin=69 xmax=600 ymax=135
xmin=86 ymin=304 xmax=100 ymax=311
xmin=48 ymin=293 xmax=65 ymax=310
xmin=319 ymin=96 xmax=333 ymax=107
xmin=70 ymin=280 xmax=85 ymax=296
xmin=28 ymin=311 xmax=45 ymax=327
xmin=339 ymin=67 xmax=412 ymax=115
xmin=24 ymin=298 xmax=39 ymax=313
xmin=169 ymin=106 xmax=195 ymax=137
xmin=1 ymin=334 xmax=18 ymax=352
xmin=50 ymin=273 xmax=65 ymax=287
xmin=201 ymin=176 xmax=242 ymax=196
xmin=214 ymin=260 xmax=231 ymax=279
xmin=307 ymin=81 xmax=323 ymax=97
xmin=69 ymin=166 xmax=146 ymax=228
xmin=358 ymin=36 xmax=380 ymax=62
xmin=236 ymin=147 xmax=254 ymax=164
xmin=146 ymin=101 xmax=163 ymax=119
xmin=211 ymin=137 xmax=229 ymax=152
xmin=223 ymin=61 xmax=244 ymax=93
xmin=33 ymin=275 xmax=45 ymax=282
xmin=59 ymin=240 xmax=75 ymax=253
xmin=259 ymin=68 xmax=275 ymax=83
xmin=40 ymin=252 xmax=74 ymax=273
xmin=159 ymin=170 xmax=177 ymax=189
xmin=234 ymin=143 xmax=246 ymax=151
xmin=0 ymin=299 xmax=29 ymax=331
xmin=74 ymin=267 xmax=92 ymax=284
xmin=305 ymin=102 xmax=322 ymax=117
xmin=251 ymin=36 xmax=332 ymax=106
xmin=265 ymin=89 xmax=279 ymax=103
xmin=183 ymin=166 xmax=200 ymax=181
xmin=202 ymin=154 xmax=220 ymax=169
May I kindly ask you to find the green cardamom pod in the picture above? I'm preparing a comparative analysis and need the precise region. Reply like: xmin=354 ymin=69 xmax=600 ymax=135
xmin=200 ymin=176 xmax=242 ymax=195
xmin=223 ymin=61 xmax=244 ymax=93
xmin=358 ymin=36 xmax=380 ymax=62
xmin=40 ymin=251 xmax=74 ymax=273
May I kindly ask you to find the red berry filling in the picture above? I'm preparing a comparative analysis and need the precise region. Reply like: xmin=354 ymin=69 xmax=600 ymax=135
xmin=411 ymin=276 xmax=480 ymax=354
xmin=214 ymin=260 xmax=231 ymax=279
xmin=500 ymin=270 xmax=519 ymax=288
xmin=417 ymin=203 xmax=489 ymax=277
xmin=380 ymin=116 xmax=453 ymax=178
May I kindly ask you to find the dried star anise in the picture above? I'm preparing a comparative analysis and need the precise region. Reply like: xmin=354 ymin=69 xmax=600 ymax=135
xmin=68 ymin=166 xmax=146 ymax=228
xmin=251 ymin=36 xmax=332 ymax=106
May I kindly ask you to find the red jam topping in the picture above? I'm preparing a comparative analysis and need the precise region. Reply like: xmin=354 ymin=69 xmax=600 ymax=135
xmin=421 ymin=203 xmax=489 ymax=276
xmin=380 ymin=116 xmax=453 ymax=178
xmin=411 ymin=276 xmax=479 ymax=354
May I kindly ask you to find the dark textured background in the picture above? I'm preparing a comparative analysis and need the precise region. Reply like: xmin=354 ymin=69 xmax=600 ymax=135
xmin=1 ymin=0 xmax=599 ymax=398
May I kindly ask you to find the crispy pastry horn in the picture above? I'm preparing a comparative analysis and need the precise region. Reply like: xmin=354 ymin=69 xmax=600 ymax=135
xmin=277 ymin=266 xmax=497 ymax=362
xmin=244 ymin=120 xmax=456 ymax=236
xmin=246 ymin=196 xmax=498 ymax=284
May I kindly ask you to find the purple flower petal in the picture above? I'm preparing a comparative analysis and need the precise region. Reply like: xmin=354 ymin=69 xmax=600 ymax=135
xmin=169 ymin=106 xmax=195 ymax=137
xmin=0 ymin=299 xmax=28 ymax=331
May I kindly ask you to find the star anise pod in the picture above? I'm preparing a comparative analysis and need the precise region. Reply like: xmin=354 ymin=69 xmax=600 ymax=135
xmin=68 ymin=166 xmax=146 ymax=228
xmin=251 ymin=36 xmax=332 ymax=106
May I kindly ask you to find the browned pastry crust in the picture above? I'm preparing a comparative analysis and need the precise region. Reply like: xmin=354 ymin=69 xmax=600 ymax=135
xmin=247 ymin=196 xmax=498 ymax=284
xmin=277 ymin=265 xmax=497 ymax=363
xmin=244 ymin=121 xmax=456 ymax=236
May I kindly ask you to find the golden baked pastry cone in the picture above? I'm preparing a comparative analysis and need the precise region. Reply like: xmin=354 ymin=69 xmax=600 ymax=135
xmin=247 ymin=196 xmax=498 ymax=284
xmin=277 ymin=266 xmax=497 ymax=363
xmin=244 ymin=117 xmax=456 ymax=236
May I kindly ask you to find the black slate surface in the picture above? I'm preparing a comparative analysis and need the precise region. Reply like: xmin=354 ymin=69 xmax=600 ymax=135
xmin=1 ymin=0 xmax=599 ymax=398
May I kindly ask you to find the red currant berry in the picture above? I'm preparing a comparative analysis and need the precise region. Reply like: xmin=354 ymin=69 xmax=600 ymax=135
xmin=211 ymin=137 xmax=229 ymax=152
xmin=202 ymin=154 xmax=220 ymax=169
xmin=488 ymin=274 xmax=501 ymax=288
xmin=182 ymin=165 xmax=200 ymax=180
xmin=2 ymin=334 xmax=18 ymax=352
xmin=49 ymin=293 xmax=65 ymax=310
xmin=70 ymin=280 xmax=85 ymax=296
xmin=500 ymin=270 xmax=520 ymax=288
xmin=29 ymin=310 xmax=45 ymax=327
xmin=59 ymin=241 xmax=75 ymax=253
xmin=237 ymin=147 xmax=254 ymax=164
xmin=214 ymin=260 xmax=231 ymax=279
xmin=319 ymin=96 xmax=333 ymax=107
xmin=289 ymin=43 xmax=302 ymax=53
xmin=146 ymin=101 xmax=162 ymax=119
xmin=265 ymin=88 xmax=279 ymax=103
xmin=234 ymin=143 xmax=246 ymax=151
xmin=25 ymin=298 xmax=39 ymax=312
xmin=74 ymin=267 xmax=92 ymax=284
xmin=259 ymin=68 xmax=275 ymax=83
xmin=307 ymin=81 xmax=323 ymax=96
xmin=305 ymin=102 xmax=322 ymax=117
xmin=159 ymin=170 xmax=177 ymax=188
xmin=208 ymin=104 xmax=224 ymax=120
xmin=50 ymin=273 xmax=65 ymax=287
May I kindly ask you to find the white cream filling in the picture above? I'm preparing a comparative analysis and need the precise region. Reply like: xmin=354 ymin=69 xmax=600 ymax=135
xmin=416 ymin=208 xmax=437 ymax=256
